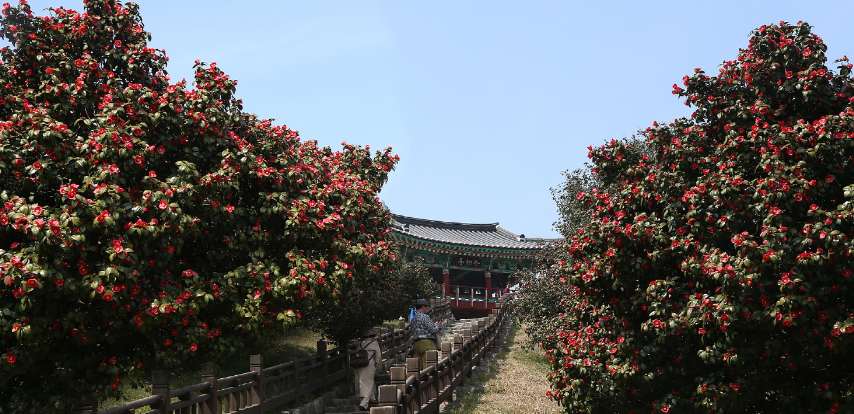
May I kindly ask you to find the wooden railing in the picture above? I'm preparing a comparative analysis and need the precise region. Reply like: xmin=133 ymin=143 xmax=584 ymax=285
xmin=370 ymin=295 xmax=510 ymax=414
xmin=75 ymin=299 xmax=454 ymax=414
xmin=446 ymin=285 xmax=506 ymax=308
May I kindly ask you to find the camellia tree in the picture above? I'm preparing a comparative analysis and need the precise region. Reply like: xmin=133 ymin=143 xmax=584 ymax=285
xmin=544 ymin=22 xmax=854 ymax=413
xmin=0 ymin=1 xmax=400 ymax=412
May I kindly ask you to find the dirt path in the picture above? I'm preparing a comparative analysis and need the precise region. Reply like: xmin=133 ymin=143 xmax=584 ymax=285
xmin=444 ymin=323 xmax=563 ymax=414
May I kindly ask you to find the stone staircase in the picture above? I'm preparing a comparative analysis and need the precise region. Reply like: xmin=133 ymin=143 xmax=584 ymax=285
xmin=281 ymin=317 xmax=498 ymax=414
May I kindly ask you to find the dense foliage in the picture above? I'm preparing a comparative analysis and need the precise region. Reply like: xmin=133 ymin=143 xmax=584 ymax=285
xmin=0 ymin=1 xmax=400 ymax=412
xmin=511 ymin=241 xmax=577 ymax=349
xmin=301 ymin=257 xmax=441 ymax=345
xmin=544 ymin=22 xmax=854 ymax=413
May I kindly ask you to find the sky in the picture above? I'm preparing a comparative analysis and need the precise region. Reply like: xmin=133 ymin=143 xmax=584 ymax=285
xmin=14 ymin=0 xmax=854 ymax=238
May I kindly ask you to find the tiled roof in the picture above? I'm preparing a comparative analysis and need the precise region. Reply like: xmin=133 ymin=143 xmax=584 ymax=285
xmin=390 ymin=214 xmax=552 ymax=250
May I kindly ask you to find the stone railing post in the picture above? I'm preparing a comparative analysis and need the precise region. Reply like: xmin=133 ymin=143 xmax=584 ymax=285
xmin=453 ymin=334 xmax=465 ymax=385
xmin=407 ymin=357 xmax=421 ymax=410
xmin=250 ymin=354 xmax=264 ymax=406
xmin=442 ymin=338 xmax=457 ymax=401
xmin=386 ymin=324 xmax=396 ymax=358
xmin=441 ymin=340 xmax=453 ymax=362
xmin=317 ymin=340 xmax=329 ymax=392
xmin=377 ymin=384 xmax=399 ymax=411
xmin=151 ymin=371 xmax=171 ymax=413
xmin=398 ymin=318 xmax=407 ymax=359
xmin=391 ymin=365 xmax=407 ymax=395
xmin=462 ymin=329 xmax=473 ymax=378
xmin=426 ymin=350 xmax=439 ymax=401
xmin=201 ymin=362 xmax=219 ymax=414
xmin=370 ymin=405 xmax=397 ymax=414
xmin=287 ymin=347 xmax=300 ymax=409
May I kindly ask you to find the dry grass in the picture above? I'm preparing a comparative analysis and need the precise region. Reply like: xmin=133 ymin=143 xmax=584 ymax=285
xmin=446 ymin=323 xmax=562 ymax=414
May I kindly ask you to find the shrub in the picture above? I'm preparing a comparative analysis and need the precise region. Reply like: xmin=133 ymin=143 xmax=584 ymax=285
xmin=511 ymin=241 xmax=578 ymax=349
xmin=546 ymin=22 xmax=854 ymax=413
xmin=0 ymin=1 xmax=398 ymax=412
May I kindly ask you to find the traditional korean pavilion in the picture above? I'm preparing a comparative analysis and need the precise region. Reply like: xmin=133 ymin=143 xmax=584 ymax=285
xmin=390 ymin=214 xmax=551 ymax=318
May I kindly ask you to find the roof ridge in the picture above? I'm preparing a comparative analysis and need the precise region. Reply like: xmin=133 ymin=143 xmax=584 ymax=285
xmin=391 ymin=214 xmax=499 ymax=231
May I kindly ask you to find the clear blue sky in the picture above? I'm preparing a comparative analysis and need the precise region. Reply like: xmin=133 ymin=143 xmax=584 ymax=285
xmin=17 ymin=0 xmax=854 ymax=238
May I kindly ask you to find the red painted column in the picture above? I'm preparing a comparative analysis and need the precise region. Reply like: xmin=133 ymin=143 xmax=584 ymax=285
xmin=443 ymin=268 xmax=451 ymax=297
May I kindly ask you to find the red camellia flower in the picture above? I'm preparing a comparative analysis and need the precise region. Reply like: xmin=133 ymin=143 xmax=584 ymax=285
xmin=26 ymin=279 xmax=38 ymax=288
xmin=6 ymin=355 xmax=16 ymax=364
xmin=189 ymin=343 xmax=198 ymax=352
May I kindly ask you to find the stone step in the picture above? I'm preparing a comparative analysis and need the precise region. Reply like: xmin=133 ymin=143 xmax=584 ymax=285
xmin=330 ymin=397 xmax=361 ymax=406
xmin=324 ymin=405 xmax=365 ymax=413
xmin=286 ymin=317 xmax=501 ymax=414
xmin=326 ymin=395 xmax=374 ymax=413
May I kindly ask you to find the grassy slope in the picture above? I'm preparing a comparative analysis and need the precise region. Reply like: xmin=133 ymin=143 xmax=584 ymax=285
xmin=445 ymin=322 xmax=562 ymax=414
